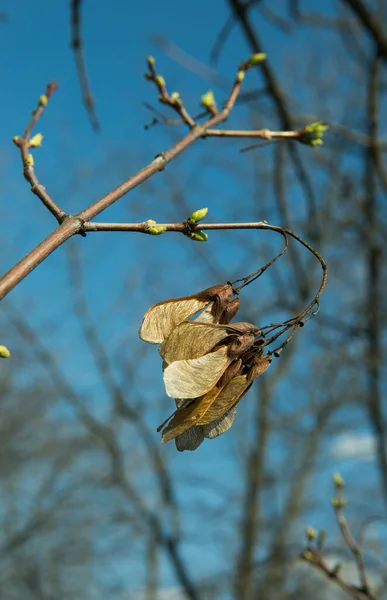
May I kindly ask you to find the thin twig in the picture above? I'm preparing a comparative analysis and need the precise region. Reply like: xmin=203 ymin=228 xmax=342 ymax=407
xmin=342 ymin=0 xmax=387 ymax=61
xmin=0 ymin=55 xmax=325 ymax=303
xmin=12 ymin=82 xmax=66 ymax=221
xmin=70 ymin=0 xmax=100 ymax=131
xmin=302 ymin=477 xmax=379 ymax=600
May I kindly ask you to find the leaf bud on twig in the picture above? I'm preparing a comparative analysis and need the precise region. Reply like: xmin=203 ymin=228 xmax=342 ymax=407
xmin=188 ymin=207 xmax=208 ymax=223
xmin=0 ymin=345 xmax=11 ymax=358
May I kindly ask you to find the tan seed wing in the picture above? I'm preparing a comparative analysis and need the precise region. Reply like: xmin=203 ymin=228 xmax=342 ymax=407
xmin=139 ymin=284 xmax=232 ymax=344
xmin=163 ymin=346 xmax=229 ymax=398
xmin=203 ymin=405 xmax=238 ymax=439
xmin=175 ymin=427 xmax=205 ymax=451
xmin=197 ymin=374 xmax=248 ymax=425
xmin=159 ymin=321 xmax=230 ymax=364
xmin=161 ymin=386 xmax=222 ymax=442
xmin=194 ymin=304 xmax=215 ymax=324
xmin=139 ymin=297 xmax=208 ymax=344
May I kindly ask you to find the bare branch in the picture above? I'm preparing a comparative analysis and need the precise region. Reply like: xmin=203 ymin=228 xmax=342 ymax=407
xmin=70 ymin=0 xmax=100 ymax=131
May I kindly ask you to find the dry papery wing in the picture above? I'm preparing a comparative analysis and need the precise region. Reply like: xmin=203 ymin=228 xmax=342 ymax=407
xmin=175 ymin=427 xmax=204 ymax=452
xmin=163 ymin=330 xmax=257 ymax=399
xmin=198 ymin=354 xmax=271 ymax=425
xmin=161 ymin=386 xmax=222 ymax=443
xmin=159 ymin=321 xmax=231 ymax=365
xmin=196 ymin=374 xmax=250 ymax=426
xmin=174 ymin=407 xmax=238 ymax=450
xmin=159 ymin=320 xmax=258 ymax=365
xmin=174 ymin=406 xmax=237 ymax=451
xmin=160 ymin=360 xmax=242 ymax=443
xmin=163 ymin=346 xmax=230 ymax=399
xmin=195 ymin=295 xmax=240 ymax=325
xmin=139 ymin=284 xmax=232 ymax=344
xmin=203 ymin=405 xmax=238 ymax=439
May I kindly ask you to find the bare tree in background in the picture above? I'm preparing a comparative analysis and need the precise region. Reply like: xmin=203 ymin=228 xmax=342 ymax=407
xmin=0 ymin=1 xmax=386 ymax=599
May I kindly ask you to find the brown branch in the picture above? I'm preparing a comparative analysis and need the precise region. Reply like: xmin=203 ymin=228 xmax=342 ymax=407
xmin=12 ymin=82 xmax=66 ymax=221
xmin=66 ymin=245 xmax=178 ymax=511
xmin=367 ymin=54 xmax=387 ymax=191
xmin=341 ymin=0 xmax=387 ymax=61
xmin=302 ymin=477 xmax=379 ymax=600
xmin=235 ymin=377 xmax=271 ymax=600
xmin=0 ymin=216 xmax=83 ymax=301
xmin=0 ymin=56 xmax=277 ymax=301
xmin=228 ymin=0 xmax=321 ymax=240
xmin=210 ymin=14 xmax=236 ymax=66
xmin=363 ymin=52 xmax=387 ymax=510
xmin=84 ymin=218 xmax=327 ymax=354
xmin=7 ymin=306 xmax=200 ymax=600
xmin=290 ymin=1 xmax=355 ymax=30
xmin=0 ymin=54 xmax=325 ymax=305
xmin=70 ymin=0 xmax=100 ymax=131
xmin=205 ymin=128 xmax=300 ymax=140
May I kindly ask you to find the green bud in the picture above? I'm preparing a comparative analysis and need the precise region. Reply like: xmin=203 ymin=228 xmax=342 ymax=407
xmin=189 ymin=230 xmax=208 ymax=242
xmin=144 ymin=72 xmax=153 ymax=80
xmin=29 ymin=133 xmax=43 ymax=147
xmin=300 ymin=549 xmax=314 ymax=562
xmin=145 ymin=219 xmax=156 ymax=226
xmin=331 ymin=496 xmax=347 ymax=509
xmin=147 ymin=56 xmax=155 ymax=65
xmin=301 ymin=121 xmax=328 ymax=148
xmin=24 ymin=154 xmax=34 ymax=167
xmin=12 ymin=135 xmax=20 ymax=144
xmin=247 ymin=53 xmax=266 ymax=66
xmin=0 ymin=345 xmax=11 ymax=359
xmin=155 ymin=75 xmax=166 ymax=88
xmin=333 ymin=472 xmax=345 ymax=488
xmin=188 ymin=207 xmax=208 ymax=223
xmin=148 ymin=225 xmax=167 ymax=235
xmin=170 ymin=92 xmax=180 ymax=101
xmin=201 ymin=90 xmax=216 ymax=109
xmin=236 ymin=71 xmax=245 ymax=82
xmin=305 ymin=526 xmax=317 ymax=541
xmin=39 ymin=95 xmax=48 ymax=106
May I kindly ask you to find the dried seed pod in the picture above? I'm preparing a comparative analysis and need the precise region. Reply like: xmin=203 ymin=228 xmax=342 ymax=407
xmin=163 ymin=346 xmax=230 ymax=399
xmin=162 ymin=353 xmax=272 ymax=451
xmin=139 ymin=284 xmax=233 ymax=344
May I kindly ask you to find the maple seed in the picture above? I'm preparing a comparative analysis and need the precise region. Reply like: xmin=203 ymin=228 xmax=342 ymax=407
xmin=139 ymin=284 xmax=234 ymax=344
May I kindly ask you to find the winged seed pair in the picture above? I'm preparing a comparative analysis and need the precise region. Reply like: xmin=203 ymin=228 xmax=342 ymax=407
xmin=139 ymin=284 xmax=271 ymax=451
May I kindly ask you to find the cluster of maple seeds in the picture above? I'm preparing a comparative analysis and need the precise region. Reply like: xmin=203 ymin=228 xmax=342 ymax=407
xmin=139 ymin=283 xmax=272 ymax=451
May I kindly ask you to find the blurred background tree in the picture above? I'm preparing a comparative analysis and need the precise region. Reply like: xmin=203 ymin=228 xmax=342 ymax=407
xmin=0 ymin=1 xmax=386 ymax=599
